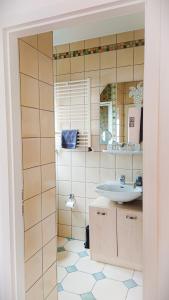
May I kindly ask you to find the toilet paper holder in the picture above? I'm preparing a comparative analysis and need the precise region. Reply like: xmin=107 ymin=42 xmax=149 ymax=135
xmin=65 ymin=194 xmax=75 ymax=208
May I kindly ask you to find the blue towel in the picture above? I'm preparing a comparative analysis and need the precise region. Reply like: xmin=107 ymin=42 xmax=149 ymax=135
xmin=61 ymin=130 xmax=78 ymax=149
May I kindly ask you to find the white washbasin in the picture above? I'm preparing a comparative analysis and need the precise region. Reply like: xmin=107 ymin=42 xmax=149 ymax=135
xmin=96 ymin=182 xmax=142 ymax=204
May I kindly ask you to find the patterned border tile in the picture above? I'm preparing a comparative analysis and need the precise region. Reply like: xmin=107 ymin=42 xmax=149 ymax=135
xmin=53 ymin=39 xmax=144 ymax=60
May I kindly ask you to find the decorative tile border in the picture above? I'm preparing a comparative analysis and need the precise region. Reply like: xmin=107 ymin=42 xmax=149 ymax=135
xmin=53 ymin=39 xmax=144 ymax=60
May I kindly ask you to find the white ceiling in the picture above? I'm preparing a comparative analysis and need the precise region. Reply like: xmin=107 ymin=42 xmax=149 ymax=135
xmin=53 ymin=11 xmax=144 ymax=46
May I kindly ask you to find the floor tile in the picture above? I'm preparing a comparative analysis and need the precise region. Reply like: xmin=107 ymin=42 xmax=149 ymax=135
xmin=133 ymin=271 xmax=143 ymax=286
xmin=103 ymin=265 xmax=133 ymax=281
xmin=78 ymin=251 xmax=89 ymax=258
xmin=123 ymin=279 xmax=137 ymax=289
xmin=62 ymin=271 xmax=95 ymax=294
xmin=76 ymin=256 xmax=104 ymax=274
xmin=58 ymin=237 xmax=68 ymax=247
xmin=57 ymin=266 xmax=67 ymax=283
xmin=93 ymin=272 xmax=105 ymax=281
xmin=92 ymin=278 xmax=127 ymax=300
xmin=58 ymin=291 xmax=81 ymax=300
xmin=66 ymin=265 xmax=78 ymax=273
xmin=81 ymin=292 xmax=96 ymax=300
xmin=64 ymin=239 xmax=85 ymax=252
xmin=126 ymin=286 xmax=143 ymax=300
xmin=57 ymin=251 xmax=79 ymax=267
xmin=57 ymin=283 xmax=64 ymax=292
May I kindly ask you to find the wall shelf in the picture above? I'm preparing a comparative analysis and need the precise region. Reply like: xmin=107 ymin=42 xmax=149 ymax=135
xmin=103 ymin=149 xmax=143 ymax=155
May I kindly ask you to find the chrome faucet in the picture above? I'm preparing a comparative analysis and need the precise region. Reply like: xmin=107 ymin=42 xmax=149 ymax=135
xmin=120 ymin=175 xmax=126 ymax=185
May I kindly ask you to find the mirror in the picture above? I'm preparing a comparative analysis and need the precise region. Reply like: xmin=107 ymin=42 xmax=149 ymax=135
xmin=100 ymin=81 xmax=143 ymax=145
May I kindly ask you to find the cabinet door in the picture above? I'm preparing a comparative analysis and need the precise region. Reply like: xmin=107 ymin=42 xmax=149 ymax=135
xmin=89 ymin=206 xmax=117 ymax=263
xmin=117 ymin=208 xmax=142 ymax=268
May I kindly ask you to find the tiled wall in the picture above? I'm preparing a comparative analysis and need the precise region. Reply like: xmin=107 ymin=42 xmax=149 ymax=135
xmin=53 ymin=30 xmax=144 ymax=241
xmin=19 ymin=33 xmax=58 ymax=300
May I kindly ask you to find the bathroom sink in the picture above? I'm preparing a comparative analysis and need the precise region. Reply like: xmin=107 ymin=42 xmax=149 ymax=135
xmin=96 ymin=182 xmax=142 ymax=204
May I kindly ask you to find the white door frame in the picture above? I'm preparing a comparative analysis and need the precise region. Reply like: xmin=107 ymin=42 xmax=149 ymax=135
xmin=1 ymin=0 xmax=167 ymax=299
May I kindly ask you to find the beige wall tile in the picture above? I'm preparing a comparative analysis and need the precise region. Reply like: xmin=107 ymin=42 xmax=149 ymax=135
xmin=117 ymin=48 xmax=133 ymax=67
xmin=85 ymin=70 xmax=100 ymax=87
xmin=38 ymin=32 xmax=53 ymax=58
xmin=133 ymin=154 xmax=143 ymax=169
xmin=116 ymin=154 xmax=132 ymax=169
xmin=42 ymin=188 xmax=56 ymax=219
xmin=39 ymin=82 xmax=54 ymax=111
xmin=71 ymin=56 xmax=84 ymax=73
xmin=72 ymin=211 xmax=85 ymax=227
xmin=100 ymin=51 xmax=116 ymax=69
xmin=43 ymin=237 xmax=56 ymax=273
xmin=22 ymin=35 xmax=38 ymax=48
xmin=100 ymin=168 xmax=115 ymax=182
xmin=25 ymin=223 xmax=42 ymax=260
xmin=91 ymin=87 xmax=100 ymax=103
xmin=21 ymin=107 xmax=40 ymax=138
xmin=59 ymin=210 xmax=71 ymax=225
xmin=71 ymin=72 xmax=84 ymax=81
xmin=72 ymin=226 xmax=85 ymax=240
xmin=134 ymin=46 xmax=144 ymax=65
xmin=100 ymin=34 xmax=116 ymax=46
xmin=23 ymin=166 xmax=41 ymax=200
xmin=39 ymin=53 xmax=53 ymax=85
xmin=56 ymin=73 xmax=71 ymax=83
xmin=40 ymin=110 xmax=55 ymax=137
xmin=100 ymin=68 xmax=116 ymax=86
xmin=55 ymin=44 xmax=69 ymax=53
xmin=85 ymin=53 xmax=100 ymax=71
xmin=22 ymin=138 xmax=40 ymax=169
xmin=41 ymin=138 xmax=55 ymax=165
xmin=117 ymin=66 xmax=133 ymax=82
xmin=46 ymin=288 xmax=58 ymax=300
xmin=57 ymin=58 xmax=70 ymax=75
xmin=25 ymin=278 xmax=43 ymax=300
xmin=134 ymin=64 xmax=144 ymax=81
xmin=134 ymin=29 xmax=144 ymax=40
xmin=85 ymin=38 xmax=100 ymax=48
xmin=19 ymin=40 xmax=38 ymax=79
xmin=42 ymin=214 xmax=56 ymax=246
xmin=70 ymin=40 xmax=84 ymax=51
xmin=117 ymin=31 xmax=134 ymax=43
xmin=24 ymin=195 xmax=41 ymax=230
xmin=25 ymin=250 xmax=42 ymax=290
xmin=43 ymin=263 xmax=57 ymax=298
xmin=100 ymin=152 xmax=115 ymax=168
xmin=20 ymin=74 xmax=39 ymax=108
xmin=58 ymin=224 xmax=71 ymax=238
xmin=41 ymin=163 xmax=56 ymax=192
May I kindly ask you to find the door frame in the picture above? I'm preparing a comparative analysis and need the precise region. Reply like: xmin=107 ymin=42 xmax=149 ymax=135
xmin=0 ymin=0 xmax=164 ymax=299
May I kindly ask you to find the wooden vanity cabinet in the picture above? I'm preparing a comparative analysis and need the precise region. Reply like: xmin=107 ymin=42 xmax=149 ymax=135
xmin=89 ymin=206 xmax=117 ymax=263
xmin=117 ymin=208 xmax=142 ymax=269
xmin=89 ymin=200 xmax=142 ymax=270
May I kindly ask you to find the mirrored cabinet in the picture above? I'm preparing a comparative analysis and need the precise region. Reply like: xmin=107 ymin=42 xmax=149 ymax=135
xmin=100 ymin=81 xmax=143 ymax=154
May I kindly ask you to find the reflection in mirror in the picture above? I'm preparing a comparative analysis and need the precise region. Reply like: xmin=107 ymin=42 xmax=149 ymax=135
xmin=100 ymin=81 xmax=143 ymax=146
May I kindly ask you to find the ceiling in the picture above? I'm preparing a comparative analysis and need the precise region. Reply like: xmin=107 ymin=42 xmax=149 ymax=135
xmin=53 ymin=11 xmax=144 ymax=46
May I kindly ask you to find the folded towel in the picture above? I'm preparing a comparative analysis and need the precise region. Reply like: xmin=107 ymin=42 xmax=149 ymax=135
xmin=61 ymin=130 xmax=78 ymax=149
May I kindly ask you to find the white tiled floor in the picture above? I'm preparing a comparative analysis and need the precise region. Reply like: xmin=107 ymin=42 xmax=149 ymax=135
xmin=57 ymin=237 xmax=143 ymax=300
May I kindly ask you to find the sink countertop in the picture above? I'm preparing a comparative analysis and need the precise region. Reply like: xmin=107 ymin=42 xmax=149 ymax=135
xmin=90 ymin=196 xmax=143 ymax=212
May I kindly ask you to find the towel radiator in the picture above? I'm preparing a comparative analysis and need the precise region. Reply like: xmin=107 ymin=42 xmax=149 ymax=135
xmin=54 ymin=79 xmax=92 ymax=150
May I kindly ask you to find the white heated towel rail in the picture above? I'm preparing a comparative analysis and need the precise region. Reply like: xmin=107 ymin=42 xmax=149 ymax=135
xmin=54 ymin=79 xmax=91 ymax=150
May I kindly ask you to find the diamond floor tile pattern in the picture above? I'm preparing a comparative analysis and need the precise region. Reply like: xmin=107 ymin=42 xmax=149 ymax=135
xmin=57 ymin=237 xmax=143 ymax=300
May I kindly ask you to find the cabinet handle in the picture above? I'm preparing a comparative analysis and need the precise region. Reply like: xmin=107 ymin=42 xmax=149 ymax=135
xmin=126 ymin=215 xmax=137 ymax=220
xmin=96 ymin=212 xmax=107 ymax=216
